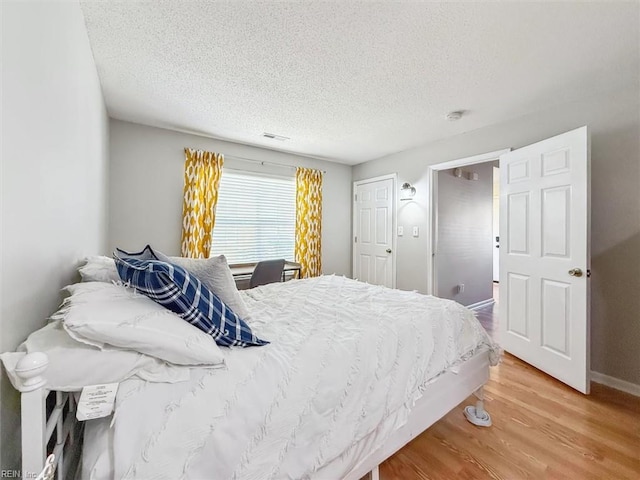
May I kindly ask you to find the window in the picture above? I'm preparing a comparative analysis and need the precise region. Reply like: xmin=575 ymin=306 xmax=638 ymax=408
xmin=211 ymin=170 xmax=296 ymax=264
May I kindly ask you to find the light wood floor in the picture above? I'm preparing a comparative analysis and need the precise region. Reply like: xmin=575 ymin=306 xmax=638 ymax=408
xmin=380 ymin=353 xmax=640 ymax=479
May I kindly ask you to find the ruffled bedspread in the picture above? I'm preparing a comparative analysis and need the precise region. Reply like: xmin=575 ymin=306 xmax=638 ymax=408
xmin=108 ymin=275 xmax=498 ymax=480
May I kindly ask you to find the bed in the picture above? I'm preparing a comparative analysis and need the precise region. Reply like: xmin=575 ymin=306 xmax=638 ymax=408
xmin=9 ymin=272 xmax=498 ymax=480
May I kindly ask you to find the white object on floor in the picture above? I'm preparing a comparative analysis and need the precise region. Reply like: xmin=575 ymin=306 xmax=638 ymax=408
xmin=464 ymin=403 xmax=492 ymax=427
xmin=464 ymin=387 xmax=492 ymax=427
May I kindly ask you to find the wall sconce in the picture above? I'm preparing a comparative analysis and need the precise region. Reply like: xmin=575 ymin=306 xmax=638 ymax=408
xmin=400 ymin=182 xmax=416 ymax=201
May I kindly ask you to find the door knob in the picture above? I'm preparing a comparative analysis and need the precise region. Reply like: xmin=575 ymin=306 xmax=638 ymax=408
xmin=568 ymin=268 xmax=583 ymax=277
xmin=386 ymin=248 xmax=392 ymax=253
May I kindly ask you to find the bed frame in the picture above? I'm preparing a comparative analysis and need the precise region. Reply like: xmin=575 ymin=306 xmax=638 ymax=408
xmin=15 ymin=355 xmax=83 ymax=480
xmin=17 ymin=349 xmax=491 ymax=480
xmin=344 ymin=350 xmax=491 ymax=480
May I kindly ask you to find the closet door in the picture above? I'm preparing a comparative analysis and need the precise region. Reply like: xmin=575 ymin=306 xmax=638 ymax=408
xmin=353 ymin=176 xmax=395 ymax=288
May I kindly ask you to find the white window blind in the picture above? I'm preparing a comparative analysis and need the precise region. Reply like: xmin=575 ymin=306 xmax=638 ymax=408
xmin=211 ymin=170 xmax=296 ymax=264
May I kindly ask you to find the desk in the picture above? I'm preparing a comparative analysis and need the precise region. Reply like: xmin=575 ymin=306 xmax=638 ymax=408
xmin=229 ymin=261 xmax=302 ymax=282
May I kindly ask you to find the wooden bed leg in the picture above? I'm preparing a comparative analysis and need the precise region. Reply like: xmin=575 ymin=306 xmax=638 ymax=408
xmin=464 ymin=386 xmax=492 ymax=427
xmin=361 ymin=465 xmax=380 ymax=480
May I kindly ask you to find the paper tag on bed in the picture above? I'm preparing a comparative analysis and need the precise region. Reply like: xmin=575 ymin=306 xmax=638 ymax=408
xmin=76 ymin=383 xmax=119 ymax=421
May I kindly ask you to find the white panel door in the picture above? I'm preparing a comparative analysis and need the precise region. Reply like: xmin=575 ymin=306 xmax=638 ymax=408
xmin=499 ymin=126 xmax=590 ymax=393
xmin=353 ymin=178 xmax=394 ymax=287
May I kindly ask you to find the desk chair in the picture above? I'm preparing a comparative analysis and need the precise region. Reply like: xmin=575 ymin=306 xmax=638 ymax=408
xmin=250 ymin=259 xmax=286 ymax=288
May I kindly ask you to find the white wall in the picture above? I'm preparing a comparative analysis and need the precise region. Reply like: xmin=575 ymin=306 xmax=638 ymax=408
xmin=354 ymin=85 xmax=640 ymax=386
xmin=108 ymin=120 xmax=352 ymax=277
xmin=1 ymin=1 xmax=109 ymax=471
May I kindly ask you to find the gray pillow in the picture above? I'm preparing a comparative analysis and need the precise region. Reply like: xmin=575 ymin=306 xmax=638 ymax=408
xmin=155 ymin=252 xmax=250 ymax=319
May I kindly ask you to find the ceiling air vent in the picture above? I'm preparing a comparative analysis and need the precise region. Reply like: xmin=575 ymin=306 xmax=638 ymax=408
xmin=262 ymin=132 xmax=290 ymax=141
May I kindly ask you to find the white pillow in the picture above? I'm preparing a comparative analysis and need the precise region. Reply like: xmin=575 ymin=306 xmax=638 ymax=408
xmin=156 ymin=253 xmax=250 ymax=319
xmin=57 ymin=282 xmax=225 ymax=366
xmin=0 ymin=321 xmax=190 ymax=391
xmin=78 ymin=256 xmax=120 ymax=283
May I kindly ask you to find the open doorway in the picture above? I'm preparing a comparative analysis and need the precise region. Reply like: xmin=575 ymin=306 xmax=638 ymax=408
xmin=484 ymin=165 xmax=500 ymax=338
xmin=493 ymin=166 xmax=500 ymax=286
xmin=427 ymin=149 xmax=509 ymax=340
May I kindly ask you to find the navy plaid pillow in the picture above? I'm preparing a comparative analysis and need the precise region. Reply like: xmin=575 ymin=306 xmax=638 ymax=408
xmin=113 ymin=251 xmax=268 ymax=348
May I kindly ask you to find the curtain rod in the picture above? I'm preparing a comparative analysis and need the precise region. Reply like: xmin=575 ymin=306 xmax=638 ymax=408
xmin=224 ymin=154 xmax=327 ymax=174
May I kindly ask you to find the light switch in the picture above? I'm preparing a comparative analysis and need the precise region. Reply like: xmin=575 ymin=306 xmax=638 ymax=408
xmin=397 ymin=226 xmax=404 ymax=236
xmin=412 ymin=226 xmax=419 ymax=237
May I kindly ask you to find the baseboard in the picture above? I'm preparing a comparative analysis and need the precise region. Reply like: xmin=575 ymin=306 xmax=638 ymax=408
xmin=467 ymin=298 xmax=495 ymax=310
xmin=590 ymin=371 xmax=640 ymax=397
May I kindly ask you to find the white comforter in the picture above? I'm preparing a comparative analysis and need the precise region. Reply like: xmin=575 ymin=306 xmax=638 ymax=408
xmin=98 ymin=276 xmax=497 ymax=480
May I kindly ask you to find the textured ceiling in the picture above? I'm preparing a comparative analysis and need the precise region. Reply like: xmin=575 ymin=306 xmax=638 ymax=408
xmin=80 ymin=1 xmax=639 ymax=165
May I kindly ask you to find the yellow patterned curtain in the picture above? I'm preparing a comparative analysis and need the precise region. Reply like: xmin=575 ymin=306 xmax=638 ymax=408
xmin=295 ymin=167 xmax=323 ymax=278
xmin=180 ymin=148 xmax=224 ymax=258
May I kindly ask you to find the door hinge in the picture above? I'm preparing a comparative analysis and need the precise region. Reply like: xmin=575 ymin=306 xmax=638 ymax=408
xmin=354 ymin=194 xmax=357 ymax=202
xmin=354 ymin=236 xmax=358 ymax=243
